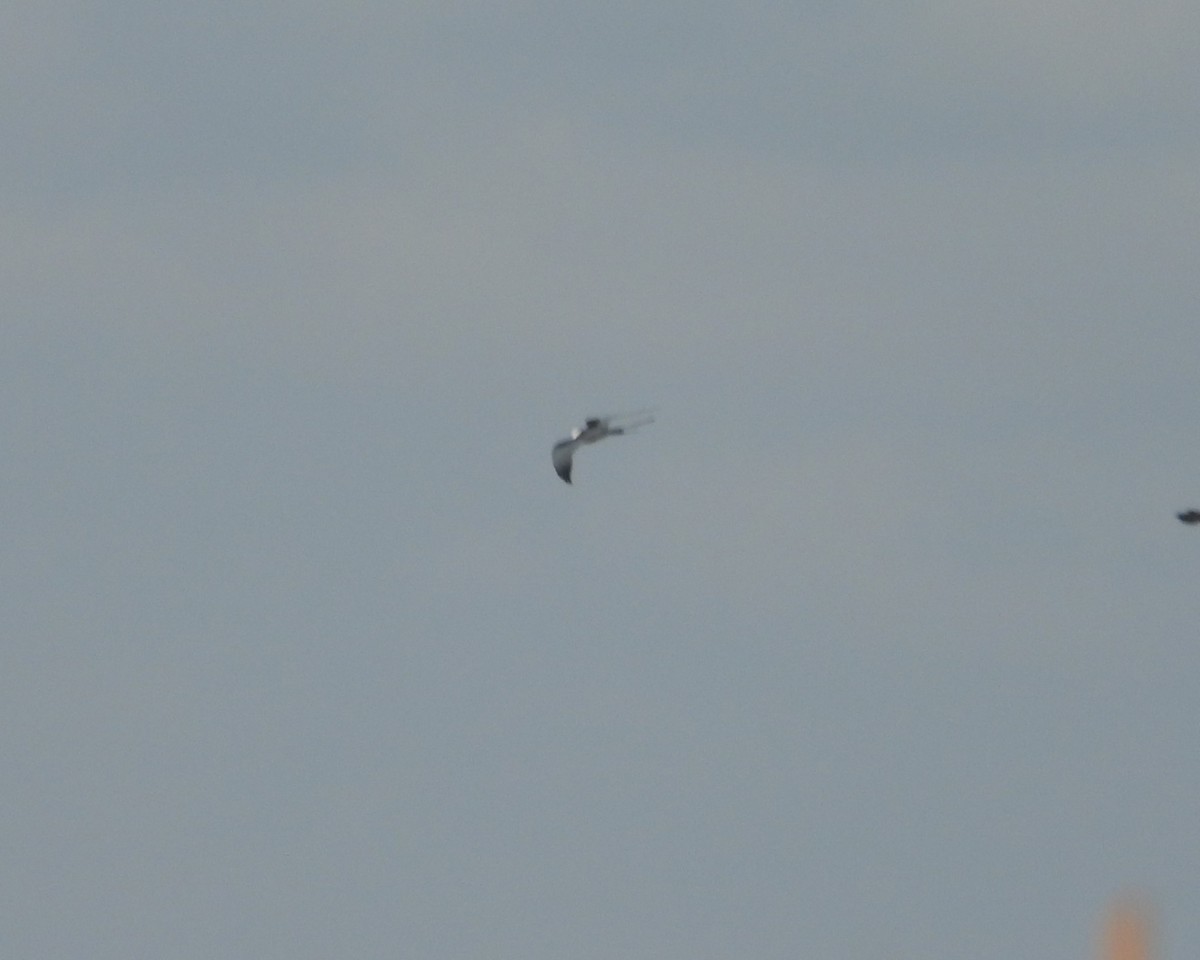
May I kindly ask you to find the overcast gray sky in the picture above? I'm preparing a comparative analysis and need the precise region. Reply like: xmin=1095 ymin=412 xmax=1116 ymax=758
xmin=4 ymin=2 xmax=1199 ymax=958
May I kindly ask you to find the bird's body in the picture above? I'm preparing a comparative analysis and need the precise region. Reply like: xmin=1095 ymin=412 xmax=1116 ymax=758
xmin=552 ymin=412 xmax=653 ymax=484
xmin=1178 ymin=509 xmax=1200 ymax=525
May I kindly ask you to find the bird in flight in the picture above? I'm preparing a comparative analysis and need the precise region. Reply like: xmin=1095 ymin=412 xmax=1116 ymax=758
xmin=552 ymin=411 xmax=654 ymax=484
xmin=1177 ymin=509 xmax=1200 ymax=525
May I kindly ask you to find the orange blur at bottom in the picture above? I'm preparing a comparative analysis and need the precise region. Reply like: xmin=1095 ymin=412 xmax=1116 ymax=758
xmin=1103 ymin=901 xmax=1152 ymax=960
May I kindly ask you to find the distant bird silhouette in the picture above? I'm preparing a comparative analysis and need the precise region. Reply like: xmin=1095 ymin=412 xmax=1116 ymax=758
xmin=552 ymin=412 xmax=654 ymax=484
xmin=1178 ymin=510 xmax=1200 ymax=525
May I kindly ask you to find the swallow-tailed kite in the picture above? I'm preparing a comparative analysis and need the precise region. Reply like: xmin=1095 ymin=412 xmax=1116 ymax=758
xmin=552 ymin=412 xmax=654 ymax=484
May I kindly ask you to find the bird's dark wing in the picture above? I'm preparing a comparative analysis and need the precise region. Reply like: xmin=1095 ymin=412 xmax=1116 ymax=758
xmin=552 ymin=440 xmax=577 ymax=484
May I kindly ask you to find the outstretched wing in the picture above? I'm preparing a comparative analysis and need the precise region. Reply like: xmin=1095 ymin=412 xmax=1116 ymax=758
xmin=552 ymin=439 xmax=578 ymax=484
xmin=601 ymin=410 xmax=655 ymax=434
xmin=612 ymin=406 xmax=656 ymax=423
xmin=617 ymin=413 xmax=654 ymax=432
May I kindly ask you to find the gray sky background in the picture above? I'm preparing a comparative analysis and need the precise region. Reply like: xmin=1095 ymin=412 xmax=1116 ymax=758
xmin=4 ymin=3 xmax=1199 ymax=958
